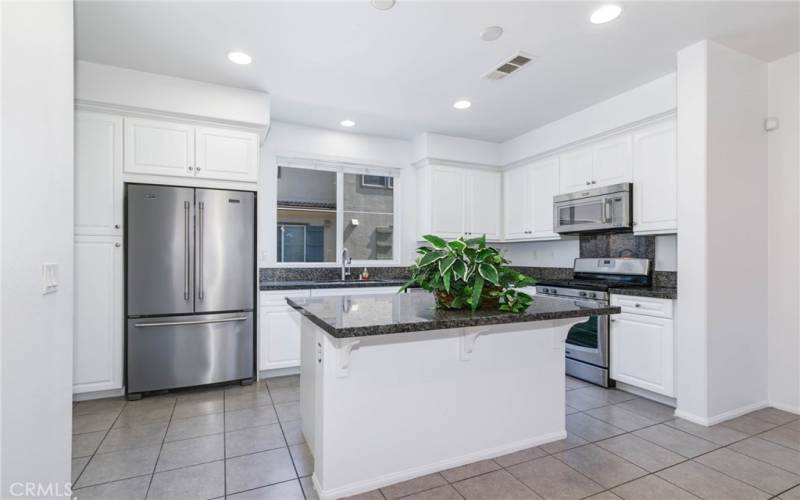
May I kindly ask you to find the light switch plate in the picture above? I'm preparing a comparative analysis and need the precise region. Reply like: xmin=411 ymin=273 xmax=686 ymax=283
xmin=42 ymin=263 xmax=58 ymax=294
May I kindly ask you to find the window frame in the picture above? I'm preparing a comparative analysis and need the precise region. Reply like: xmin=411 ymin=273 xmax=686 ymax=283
xmin=272 ymin=159 xmax=401 ymax=267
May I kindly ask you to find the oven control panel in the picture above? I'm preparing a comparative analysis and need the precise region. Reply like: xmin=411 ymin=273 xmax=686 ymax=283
xmin=535 ymin=286 xmax=608 ymax=302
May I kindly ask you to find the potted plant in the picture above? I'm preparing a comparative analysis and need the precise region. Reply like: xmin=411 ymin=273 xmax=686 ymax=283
xmin=400 ymin=234 xmax=536 ymax=313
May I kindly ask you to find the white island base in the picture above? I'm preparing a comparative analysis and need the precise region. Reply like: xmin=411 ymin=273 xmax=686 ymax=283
xmin=300 ymin=316 xmax=581 ymax=500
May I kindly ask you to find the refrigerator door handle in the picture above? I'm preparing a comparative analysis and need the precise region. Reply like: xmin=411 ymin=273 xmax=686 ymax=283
xmin=134 ymin=316 xmax=248 ymax=328
xmin=184 ymin=201 xmax=190 ymax=300
xmin=198 ymin=201 xmax=205 ymax=301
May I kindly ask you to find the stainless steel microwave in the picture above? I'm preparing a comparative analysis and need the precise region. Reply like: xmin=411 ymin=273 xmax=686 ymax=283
xmin=553 ymin=183 xmax=633 ymax=234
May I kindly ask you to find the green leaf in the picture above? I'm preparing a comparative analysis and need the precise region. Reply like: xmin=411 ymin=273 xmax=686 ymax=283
xmin=439 ymin=255 xmax=457 ymax=274
xmin=479 ymin=263 xmax=499 ymax=285
xmin=418 ymin=250 xmax=446 ymax=267
xmin=447 ymin=239 xmax=467 ymax=253
xmin=452 ymin=260 xmax=467 ymax=280
xmin=443 ymin=270 xmax=451 ymax=292
xmin=423 ymin=234 xmax=448 ymax=249
xmin=470 ymin=276 xmax=484 ymax=311
xmin=477 ymin=248 xmax=494 ymax=262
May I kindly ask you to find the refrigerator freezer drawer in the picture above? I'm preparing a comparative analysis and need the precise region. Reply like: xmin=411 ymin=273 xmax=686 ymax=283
xmin=127 ymin=312 xmax=254 ymax=393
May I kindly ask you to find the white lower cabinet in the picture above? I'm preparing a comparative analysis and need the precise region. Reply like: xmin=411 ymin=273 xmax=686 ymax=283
xmin=259 ymin=286 xmax=402 ymax=372
xmin=610 ymin=295 xmax=675 ymax=397
xmin=73 ymin=236 xmax=124 ymax=394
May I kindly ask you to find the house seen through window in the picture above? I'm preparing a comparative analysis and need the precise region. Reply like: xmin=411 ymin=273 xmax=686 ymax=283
xmin=276 ymin=165 xmax=395 ymax=263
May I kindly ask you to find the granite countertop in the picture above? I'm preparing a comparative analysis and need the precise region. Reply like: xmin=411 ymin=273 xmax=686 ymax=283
xmin=287 ymin=292 xmax=621 ymax=338
xmin=260 ymin=279 xmax=408 ymax=291
xmin=609 ymin=286 xmax=677 ymax=300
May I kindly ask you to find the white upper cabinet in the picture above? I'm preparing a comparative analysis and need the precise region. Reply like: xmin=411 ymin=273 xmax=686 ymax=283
xmin=593 ymin=135 xmax=633 ymax=187
xmin=195 ymin=126 xmax=259 ymax=182
xmin=529 ymin=158 xmax=560 ymax=239
xmin=124 ymin=118 xmax=195 ymax=177
xmin=503 ymin=158 xmax=560 ymax=241
xmin=559 ymin=148 xmax=595 ymax=193
xmin=502 ymin=166 xmax=531 ymax=240
xmin=418 ymin=164 xmax=501 ymax=240
xmin=75 ymin=111 xmax=123 ymax=236
xmin=467 ymin=169 xmax=501 ymax=240
xmin=633 ymin=119 xmax=677 ymax=234
xmin=429 ymin=166 xmax=467 ymax=239
xmin=74 ymin=235 xmax=124 ymax=394
xmin=559 ymin=137 xmax=633 ymax=194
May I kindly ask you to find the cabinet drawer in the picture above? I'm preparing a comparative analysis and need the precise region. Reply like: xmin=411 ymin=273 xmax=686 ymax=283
xmin=260 ymin=289 xmax=310 ymax=307
xmin=611 ymin=295 xmax=673 ymax=319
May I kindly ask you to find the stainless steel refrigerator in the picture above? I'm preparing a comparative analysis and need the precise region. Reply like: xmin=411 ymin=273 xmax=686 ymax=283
xmin=125 ymin=184 xmax=255 ymax=399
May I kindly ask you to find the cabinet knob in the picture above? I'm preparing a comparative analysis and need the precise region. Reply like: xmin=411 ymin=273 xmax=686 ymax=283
xmin=196 ymin=167 xmax=202 ymax=172
xmin=591 ymin=180 xmax=597 ymax=184
xmin=585 ymin=181 xmax=591 ymax=186
xmin=188 ymin=166 xmax=194 ymax=171
xmin=114 ymin=224 xmax=120 ymax=229
xmin=114 ymin=242 xmax=121 ymax=248
xmin=634 ymin=303 xmax=641 ymax=308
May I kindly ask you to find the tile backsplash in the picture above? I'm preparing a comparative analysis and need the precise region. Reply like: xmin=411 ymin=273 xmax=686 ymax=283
xmin=579 ymin=233 xmax=655 ymax=260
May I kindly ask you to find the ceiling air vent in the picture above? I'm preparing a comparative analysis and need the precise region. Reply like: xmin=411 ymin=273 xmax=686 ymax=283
xmin=482 ymin=52 xmax=535 ymax=81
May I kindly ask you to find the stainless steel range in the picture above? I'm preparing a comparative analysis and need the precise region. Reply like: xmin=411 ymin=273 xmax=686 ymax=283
xmin=536 ymin=257 xmax=651 ymax=387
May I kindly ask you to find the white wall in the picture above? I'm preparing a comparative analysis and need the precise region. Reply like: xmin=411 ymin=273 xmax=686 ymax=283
xmin=676 ymin=40 xmax=769 ymax=424
xmin=502 ymin=73 xmax=676 ymax=166
xmin=412 ymin=132 xmax=501 ymax=166
xmin=767 ymin=52 xmax=800 ymax=412
xmin=1 ymin=1 xmax=74 ymax=495
xmin=260 ymin=122 xmax=416 ymax=266
xmin=76 ymin=60 xmax=270 ymax=128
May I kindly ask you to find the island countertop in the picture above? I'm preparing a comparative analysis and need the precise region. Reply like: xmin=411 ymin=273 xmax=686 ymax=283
xmin=287 ymin=291 xmax=620 ymax=338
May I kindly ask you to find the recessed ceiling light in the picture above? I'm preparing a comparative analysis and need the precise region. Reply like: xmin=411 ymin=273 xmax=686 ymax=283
xmin=453 ymin=100 xmax=472 ymax=110
xmin=371 ymin=0 xmax=396 ymax=10
xmin=340 ymin=119 xmax=356 ymax=127
xmin=480 ymin=26 xmax=504 ymax=42
xmin=590 ymin=4 xmax=622 ymax=24
xmin=227 ymin=51 xmax=252 ymax=65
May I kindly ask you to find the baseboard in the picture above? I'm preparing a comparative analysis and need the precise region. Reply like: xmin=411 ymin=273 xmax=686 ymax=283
xmin=675 ymin=400 xmax=769 ymax=427
xmin=73 ymin=387 xmax=125 ymax=401
xmin=616 ymin=382 xmax=677 ymax=407
xmin=313 ymin=430 xmax=567 ymax=500
xmin=258 ymin=366 xmax=300 ymax=380
xmin=768 ymin=401 xmax=800 ymax=415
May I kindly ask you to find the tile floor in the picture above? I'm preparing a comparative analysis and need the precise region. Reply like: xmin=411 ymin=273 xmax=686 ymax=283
xmin=71 ymin=375 xmax=800 ymax=500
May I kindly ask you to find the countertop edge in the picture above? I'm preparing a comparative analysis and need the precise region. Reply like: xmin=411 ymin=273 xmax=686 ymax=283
xmin=286 ymin=297 xmax=621 ymax=339
xmin=260 ymin=280 xmax=407 ymax=291
xmin=609 ymin=287 xmax=677 ymax=300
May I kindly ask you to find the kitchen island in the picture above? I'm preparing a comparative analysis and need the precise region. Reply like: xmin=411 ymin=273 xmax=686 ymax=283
xmin=287 ymin=291 xmax=619 ymax=500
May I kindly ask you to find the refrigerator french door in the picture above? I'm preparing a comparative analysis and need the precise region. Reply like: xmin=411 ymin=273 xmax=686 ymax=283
xmin=126 ymin=184 xmax=255 ymax=397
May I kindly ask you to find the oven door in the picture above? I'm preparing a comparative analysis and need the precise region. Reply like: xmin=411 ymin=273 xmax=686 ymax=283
xmin=564 ymin=307 xmax=609 ymax=369
xmin=554 ymin=194 xmax=631 ymax=234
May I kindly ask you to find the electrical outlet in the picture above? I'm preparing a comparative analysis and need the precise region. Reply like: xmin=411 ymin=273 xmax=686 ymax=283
xmin=42 ymin=263 xmax=58 ymax=294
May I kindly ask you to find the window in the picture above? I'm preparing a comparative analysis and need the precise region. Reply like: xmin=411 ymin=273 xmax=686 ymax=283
xmin=276 ymin=164 xmax=398 ymax=264
xmin=276 ymin=168 xmax=337 ymax=263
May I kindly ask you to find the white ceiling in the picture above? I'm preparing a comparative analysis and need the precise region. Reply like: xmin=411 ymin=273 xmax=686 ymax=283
xmin=75 ymin=1 xmax=799 ymax=142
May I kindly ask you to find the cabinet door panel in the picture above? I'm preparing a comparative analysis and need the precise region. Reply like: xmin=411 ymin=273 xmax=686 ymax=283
xmin=593 ymin=135 xmax=633 ymax=187
xmin=559 ymin=148 xmax=594 ymax=193
xmin=430 ymin=167 xmax=466 ymax=238
xmin=468 ymin=170 xmax=501 ymax=240
xmin=75 ymin=112 xmax=123 ymax=236
xmin=530 ymin=158 xmax=560 ymax=239
xmin=633 ymin=120 xmax=677 ymax=234
xmin=259 ymin=307 xmax=301 ymax=370
xmin=74 ymin=236 xmax=123 ymax=393
xmin=196 ymin=127 xmax=259 ymax=182
xmin=124 ymin=118 xmax=194 ymax=177
xmin=610 ymin=313 xmax=674 ymax=396
xmin=503 ymin=166 xmax=530 ymax=240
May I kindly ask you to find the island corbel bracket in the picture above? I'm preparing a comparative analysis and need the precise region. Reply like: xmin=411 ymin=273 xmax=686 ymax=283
xmin=335 ymin=338 xmax=361 ymax=378
xmin=460 ymin=328 xmax=489 ymax=361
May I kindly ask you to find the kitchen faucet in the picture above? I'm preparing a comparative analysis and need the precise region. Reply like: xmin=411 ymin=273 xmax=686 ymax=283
xmin=341 ymin=248 xmax=352 ymax=280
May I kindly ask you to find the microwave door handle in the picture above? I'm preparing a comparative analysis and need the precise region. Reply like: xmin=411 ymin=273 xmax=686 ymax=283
xmin=603 ymin=198 xmax=613 ymax=223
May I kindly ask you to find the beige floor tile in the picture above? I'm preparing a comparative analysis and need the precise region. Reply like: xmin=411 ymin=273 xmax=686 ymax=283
xmin=155 ymin=433 xmax=224 ymax=472
xmin=721 ymin=414 xmax=780 ymax=435
xmin=380 ymin=473 xmax=447 ymax=500
xmin=614 ymin=399 xmax=675 ymax=422
xmin=540 ymin=433 xmax=588 ymax=454
xmin=555 ymin=444 xmax=647 ymax=489
xmin=695 ymin=447 xmax=800 ymax=495
xmin=761 ymin=425 xmax=800 ymax=451
xmin=403 ymin=485 xmax=463 ymax=500
xmin=731 ymin=437 xmax=800 ymax=475
xmin=495 ymin=446 xmax=547 ymax=467
xmin=454 ymin=469 xmax=542 ymax=500
xmin=586 ymin=405 xmax=659 ymax=432
xmin=612 ymin=474 xmax=699 ymax=500
xmin=748 ymin=407 xmax=800 ymax=425
xmin=227 ymin=479 xmax=306 ymax=499
xmin=633 ymin=424 xmax=719 ymax=458
xmin=508 ymin=456 xmax=603 ymax=500
xmin=441 ymin=459 xmax=500 ymax=483
xmin=656 ymin=461 xmax=770 ymax=500
xmin=147 ymin=460 xmax=225 ymax=500
xmin=780 ymin=484 xmax=800 ymax=500
xmin=596 ymin=434 xmax=684 ymax=472
xmin=665 ymin=418 xmax=749 ymax=446
xmin=71 ymin=475 xmax=151 ymax=500
xmin=566 ymin=413 xmax=626 ymax=442
xmin=225 ymin=448 xmax=297 ymax=495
